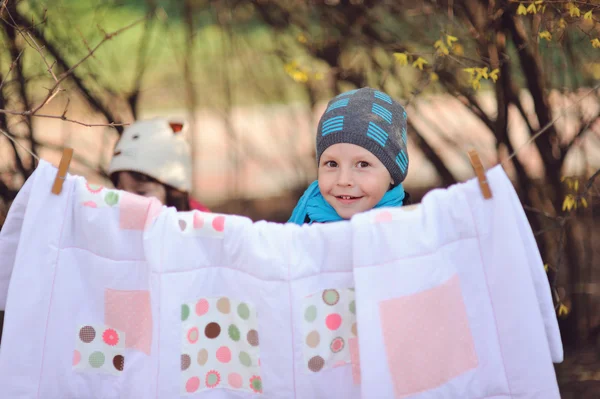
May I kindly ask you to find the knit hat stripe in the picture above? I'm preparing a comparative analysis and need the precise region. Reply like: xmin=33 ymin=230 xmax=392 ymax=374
xmin=366 ymin=122 xmax=389 ymax=146
xmin=371 ymin=103 xmax=392 ymax=124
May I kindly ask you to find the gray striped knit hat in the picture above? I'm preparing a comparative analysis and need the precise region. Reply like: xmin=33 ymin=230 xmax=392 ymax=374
xmin=316 ymin=87 xmax=409 ymax=185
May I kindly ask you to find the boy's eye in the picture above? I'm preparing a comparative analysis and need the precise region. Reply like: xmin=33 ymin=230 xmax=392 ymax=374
xmin=357 ymin=161 xmax=370 ymax=168
xmin=324 ymin=160 xmax=338 ymax=167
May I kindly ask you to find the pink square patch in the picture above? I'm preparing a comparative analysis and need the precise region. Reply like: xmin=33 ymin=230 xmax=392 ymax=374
xmin=379 ymin=274 xmax=478 ymax=397
xmin=119 ymin=192 xmax=162 ymax=230
xmin=105 ymin=289 xmax=152 ymax=355
xmin=349 ymin=337 xmax=361 ymax=385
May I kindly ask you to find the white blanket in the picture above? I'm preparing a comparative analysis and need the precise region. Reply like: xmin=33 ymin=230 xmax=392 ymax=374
xmin=0 ymin=160 xmax=561 ymax=398
xmin=351 ymin=166 xmax=562 ymax=398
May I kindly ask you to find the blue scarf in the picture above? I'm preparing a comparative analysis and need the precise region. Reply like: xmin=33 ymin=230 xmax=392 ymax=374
xmin=288 ymin=180 xmax=405 ymax=225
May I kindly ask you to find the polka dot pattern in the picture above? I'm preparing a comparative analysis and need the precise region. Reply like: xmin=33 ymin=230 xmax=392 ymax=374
xmin=181 ymin=354 xmax=191 ymax=370
xmin=89 ymin=351 xmax=105 ymax=368
xmin=308 ymin=356 xmax=325 ymax=372
xmin=178 ymin=220 xmax=187 ymax=231
xmin=250 ymin=376 xmax=263 ymax=393
xmin=239 ymin=351 xmax=252 ymax=367
xmin=330 ymin=337 xmax=345 ymax=353
xmin=228 ymin=325 xmax=240 ymax=341
xmin=326 ymin=314 xmax=342 ymax=330
xmin=237 ymin=303 xmax=250 ymax=320
xmin=217 ymin=298 xmax=230 ymax=314
xmin=228 ymin=372 xmax=243 ymax=389
xmin=102 ymin=328 xmax=119 ymax=346
xmin=73 ymin=350 xmax=81 ymax=366
xmin=216 ymin=347 xmax=231 ymax=363
xmin=323 ymin=289 xmax=340 ymax=306
xmin=206 ymin=370 xmax=221 ymax=388
xmin=79 ymin=326 xmax=96 ymax=343
xmin=304 ymin=305 xmax=317 ymax=322
xmin=186 ymin=377 xmax=200 ymax=393
xmin=104 ymin=191 xmax=119 ymax=206
xmin=73 ymin=324 xmax=125 ymax=376
xmin=188 ymin=327 xmax=199 ymax=344
xmin=205 ymin=322 xmax=221 ymax=339
xmin=113 ymin=355 xmax=125 ymax=371
xmin=181 ymin=304 xmax=190 ymax=321
xmin=302 ymin=288 xmax=357 ymax=373
xmin=306 ymin=331 xmax=320 ymax=348
xmin=193 ymin=212 xmax=205 ymax=229
xmin=195 ymin=299 xmax=209 ymax=316
xmin=180 ymin=297 xmax=261 ymax=395
xmin=197 ymin=349 xmax=208 ymax=366
xmin=247 ymin=330 xmax=259 ymax=346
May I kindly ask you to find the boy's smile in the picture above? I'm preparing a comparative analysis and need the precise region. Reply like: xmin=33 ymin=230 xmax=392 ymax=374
xmin=318 ymin=143 xmax=393 ymax=220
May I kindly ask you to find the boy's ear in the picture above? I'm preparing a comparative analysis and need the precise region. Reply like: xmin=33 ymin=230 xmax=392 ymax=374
xmin=169 ymin=122 xmax=184 ymax=133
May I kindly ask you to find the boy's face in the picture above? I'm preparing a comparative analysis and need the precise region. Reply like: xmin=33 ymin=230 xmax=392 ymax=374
xmin=318 ymin=143 xmax=393 ymax=220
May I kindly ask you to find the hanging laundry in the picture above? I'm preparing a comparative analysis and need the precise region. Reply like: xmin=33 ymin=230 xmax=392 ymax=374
xmin=351 ymin=165 xmax=561 ymax=398
xmin=0 ymin=160 xmax=561 ymax=398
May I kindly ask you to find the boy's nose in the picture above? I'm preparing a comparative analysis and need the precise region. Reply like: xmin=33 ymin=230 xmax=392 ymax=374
xmin=336 ymin=168 xmax=354 ymax=186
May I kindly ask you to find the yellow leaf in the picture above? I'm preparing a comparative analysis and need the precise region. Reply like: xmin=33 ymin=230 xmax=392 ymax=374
xmin=539 ymin=30 xmax=552 ymax=41
xmin=562 ymin=195 xmax=575 ymax=211
xmin=558 ymin=303 xmax=569 ymax=317
xmin=471 ymin=78 xmax=481 ymax=90
xmin=297 ymin=34 xmax=307 ymax=43
xmin=544 ymin=264 xmax=549 ymax=272
xmin=463 ymin=68 xmax=476 ymax=75
xmin=434 ymin=40 xmax=450 ymax=56
xmin=489 ymin=68 xmax=500 ymax=82
xmin=560 ymin=176 xmax=567 ymax=182
xmin=292 ymin=71 xmax=308 ymax=83
xmin=534 ymin=0 xmax=543 ymax=4
xmin=570 ymin=6 xmax=581 ymax=18
xmin=584 ymin=10 xmax=593 ymax=20
xmin=527 ymin=3 xmax=537 ymax=14
xmin=475 ymin=67 xmax=489 ymax=79
xmin=412 ymin=57 xmax=428 ymax=70
xmin=452 ymin=43 xmax=464 ymax=56
xmin=517 ymin=4 xmax=527 ymax=15
xmin=393 ymin=52 xmax=409 ymax=66
xmin=592 ymin=38 xmax=600 ymax=49
xmin=558 ymin=18 xmax=567 ymax=29
xmin=446 ymin=34 xmax=458 ymax=47
xmin=581 ymin=197 xmax=588 ymax=208
xmin=430 ymin=72 xmax=439 ymax=82
xmin=574 ymin=180 xmax=579 ymax=191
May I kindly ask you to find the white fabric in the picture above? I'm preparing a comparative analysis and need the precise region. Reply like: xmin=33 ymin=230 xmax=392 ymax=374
xmin=352 ymin=166 xmax=562 ymax=398
xmin=108 ymin=117 xmax=192 ymax=192
xmin=0 ymin=161 xmax=561 ymax=398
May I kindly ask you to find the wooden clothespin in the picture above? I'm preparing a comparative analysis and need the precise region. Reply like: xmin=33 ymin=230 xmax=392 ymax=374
xmin=468 ymin=149 xmax=492 ymax=199
xmin=51 ymin=148 xmax=74 ymax=195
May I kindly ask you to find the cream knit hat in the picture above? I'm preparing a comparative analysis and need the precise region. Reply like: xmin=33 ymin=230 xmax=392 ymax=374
xmin=108 ymin=117 xmax=192 ymax=192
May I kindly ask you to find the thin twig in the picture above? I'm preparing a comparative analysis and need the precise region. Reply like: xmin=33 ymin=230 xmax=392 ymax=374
xmin=0 ymin=109 xmax=129 ymax=127
xmin=503 ymin=82 xmax=600 ymax=164
xmin=25 ymin=31 xmax=58 ymax=82
xmin=0 ymin=128 xmax=40 ymax=162
xmin=0 ymin=14 xmax=149 ymax=117
xmin=0 ymin=49 xmax=25 ymax=92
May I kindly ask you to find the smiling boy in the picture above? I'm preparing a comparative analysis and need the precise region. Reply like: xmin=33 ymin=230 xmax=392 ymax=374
xmin=289 ymin=87 xmax=410 ymax=224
